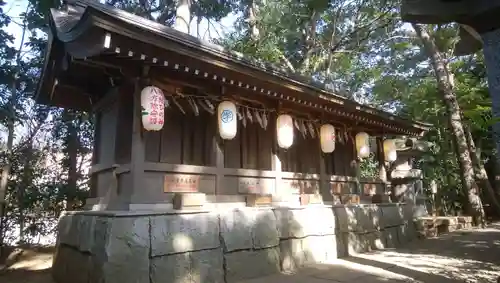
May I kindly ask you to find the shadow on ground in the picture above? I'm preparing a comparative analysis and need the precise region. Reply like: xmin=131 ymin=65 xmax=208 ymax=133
xmin=2 ymin=223 xmax=500 ymax=283
xmin=238 ymin=223 xmax=500 ymax=283
xmin=0 ymin=246 xmax=54 ymax=283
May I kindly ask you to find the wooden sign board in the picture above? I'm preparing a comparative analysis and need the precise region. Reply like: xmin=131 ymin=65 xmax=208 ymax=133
xmin=299 ymin=194 xmax=323 ymax=206
xmin=363 ymin=183 xmax=377 ymax=195
xmin=341 ymin=194 xmax=360 ymax=205
xmin=237 ymin=177 xmax=275 ymax=195
xmin=281 ymin=179 xmax=319 ymax=194
xmin=238 ymin=178 xmax=262 ymax=194
xmin=246 ymin=194 xmax=272 ymax=207
xmin=164 ymin=174 xmax=200 ymax=193
xmin=330 ymin=182 xmax=353 ymax=195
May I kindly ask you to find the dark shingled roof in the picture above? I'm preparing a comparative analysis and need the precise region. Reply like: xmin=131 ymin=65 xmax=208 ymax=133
xmin=38 ymin=0 xmax=432 ymax=135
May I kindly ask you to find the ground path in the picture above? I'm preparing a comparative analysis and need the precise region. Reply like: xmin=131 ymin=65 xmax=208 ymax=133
xmin=238 ymin=223 xmax=500 ymax=283
xmin=0 ymin=223 xmax=499 ymax=283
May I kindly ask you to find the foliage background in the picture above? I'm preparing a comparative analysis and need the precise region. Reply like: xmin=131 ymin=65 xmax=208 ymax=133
xmin=0 ymin=0 xmax=497 ymax=244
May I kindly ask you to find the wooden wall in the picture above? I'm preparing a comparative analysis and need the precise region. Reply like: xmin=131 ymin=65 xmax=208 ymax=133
xmin=87 ymin=88 xmax=388 ymax=208
xmin=141 ymin=106 xmax=355 ymax=176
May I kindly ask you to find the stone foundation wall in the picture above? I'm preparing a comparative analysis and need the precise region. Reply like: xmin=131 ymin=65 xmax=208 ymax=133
xmin=52 ymin=203 xmax=418 ymax=283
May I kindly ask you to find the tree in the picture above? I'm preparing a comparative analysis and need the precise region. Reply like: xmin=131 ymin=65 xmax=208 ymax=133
xmin=412 ymin=23 xmax=486 ymax=224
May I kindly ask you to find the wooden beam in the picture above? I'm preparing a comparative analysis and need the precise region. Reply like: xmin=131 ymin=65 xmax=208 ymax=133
xmin=90 ymin=48 xmax=420 ymax=135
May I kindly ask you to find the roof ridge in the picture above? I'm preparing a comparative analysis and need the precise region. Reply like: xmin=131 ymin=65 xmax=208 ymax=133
xmin=56 ymin=0 xmax=432 ymax=130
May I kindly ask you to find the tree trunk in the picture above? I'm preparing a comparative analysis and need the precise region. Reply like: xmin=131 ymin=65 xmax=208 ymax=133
xmin=18 ymin=145 xmax=33 ymax=244
xmin=464 ymin=124 xmax=500 ymax=216
xmin=0 ymin=80 xmax=16 ymax=246
xmin=0 ymin=14 xmax=28 ymax=246
xmin=173 ymin=0 xmax=191 ymax=33
xmin=412 ymin=23 xmax=485 ymax=225
xmin=247 ymin=0 xmax=259 ymax=40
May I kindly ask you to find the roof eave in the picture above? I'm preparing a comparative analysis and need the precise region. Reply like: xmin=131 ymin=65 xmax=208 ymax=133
xmin=48 ymin=1 xmax=432 ymax=135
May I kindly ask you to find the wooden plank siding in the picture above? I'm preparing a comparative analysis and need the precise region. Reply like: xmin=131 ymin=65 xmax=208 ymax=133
xmin=143 ymin=106 xmax=356 ymax=176
xmin=90 ymin=93 xmax=385 ymax=204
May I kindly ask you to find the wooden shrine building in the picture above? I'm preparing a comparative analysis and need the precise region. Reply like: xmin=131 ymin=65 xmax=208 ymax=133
xmin=37 ymin=0 xmax=431 ymax=210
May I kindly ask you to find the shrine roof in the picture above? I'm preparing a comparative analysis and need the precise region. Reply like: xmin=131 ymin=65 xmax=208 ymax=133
xmin=36 ymin=0 xmax=432 ymax=136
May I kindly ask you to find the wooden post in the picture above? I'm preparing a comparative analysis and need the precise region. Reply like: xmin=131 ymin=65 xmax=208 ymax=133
xmin=377 ymin=138 xmax=387 ymax=183
xmin=214 ymin=136 xmax=224 ymax=195
xmin=111 ymin=78 xmax=146 ymax=210
xmin=318 ymin=141 xmax=330 ymax=204
xmin=272 ymin=114 xmax=281 ymax=203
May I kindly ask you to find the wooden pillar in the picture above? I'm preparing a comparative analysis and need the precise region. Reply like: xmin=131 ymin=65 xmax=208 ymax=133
xmin=114 ymin=78 xmax=146 ymax=210
xmin=214 ymin=136 xmax=224 ymax=194
xmin=377 ymin=138 xmax=387 ymax=183
xmin=318 ymin=145 xmax=331 ymax=203
xmin=351 ymin=136 xmax=361 ymax=195
xmin=272 ymin=115 xmax=282 ymax=200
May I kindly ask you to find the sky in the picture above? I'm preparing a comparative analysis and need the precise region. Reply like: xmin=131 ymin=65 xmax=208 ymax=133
xmin=4 ymin=0 xmax=237 ymax=48
xmin=2 ymin=0 xmax=238 ymax=142
xmin=5 ymin=0 xmax=29 ymax=48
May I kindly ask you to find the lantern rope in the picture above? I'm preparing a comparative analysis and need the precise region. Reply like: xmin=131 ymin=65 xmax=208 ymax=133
xmin=161 ymin=91 xmax=394 ymax=141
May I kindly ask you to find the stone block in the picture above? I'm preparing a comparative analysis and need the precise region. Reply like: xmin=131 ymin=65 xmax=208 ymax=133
xmin=383 ymin=227 xmax=400 ymax=248
xmin=302 ymin=236 xmax=327 ymax=263
xmin=357 ymin=205 xmax=381 ymax=232
xmin=224 ymin=247 xmax=280 ymax=283
xmin=333 ymin=206 xmax=358 ymax=233
xmin=91 ymin=217 xmax=111 ymax=256
xmin=102 ymin=217 xmax=150 ymax=283
xmin=56 ymin=214 xmax=72 ymax=246
xmin=151 ymin=253 xmax=191 ymax=283
xmin=367 ymin=231 xmax=385 ymax=250
xmin=58 ymin=214 xmax=81 ymax=248
xmin=323 ymin=235 xmax=338 ymax=261
xmin=57 ymin=213 xmax=97 ymax=252
xmin=252 ymin=209 xmax=279 ymax=249
xmin=151 ymin=213 xmax=220 ymax=256
xmin=79 ymin=215 xmax=96 ymax=252
xmin=335 ymin=232 xmax=348 ymax=258
xmin=53 ymin=246 xmax=91 ymax=283
xmin=274 ymin=207 xmax=335 ymax=238
xmin=302 ymin=235 xmax=337 ymax=263
xmin=151 ymin=249 xmax=224 ymax=283
xmin=380 ymin=205 xmax=404 ymax=228
xmin=190 ymin=249 xmax=224 ymax=283
xmin=346 ymin=232 xmax=371 ymax=254
xmin=398 ymin=222 xmax=417 ymax=245
xmin=66 ymin=249 xmax=91 ymax=283
xmin=52 ymin=245 xmax=71 ymax=283
xmin=220 ymin=209 xmax=254 ymax=252
xmin=401 ymin=203 xmax=414 ymax=222
xmin=280 ymin=235 xmax=338 ymax=272
xmin=279 ymin=238 xmax=305 ymax=272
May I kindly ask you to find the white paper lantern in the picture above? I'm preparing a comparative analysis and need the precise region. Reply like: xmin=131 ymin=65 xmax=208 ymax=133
xmin=320 ymin=124 xmax=336 ymax=153
xmin=383 ymin=139 xmax=397 ymax=162
xmin=141 ymin=86 xmax=165 ymax=131
xmin=217 ymin=101 xmax=237 ymax=140
xmin=276 ymin=114 xmax=294 ymax=149
xmin=355 ymin=132 xmax=370 ymax=158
